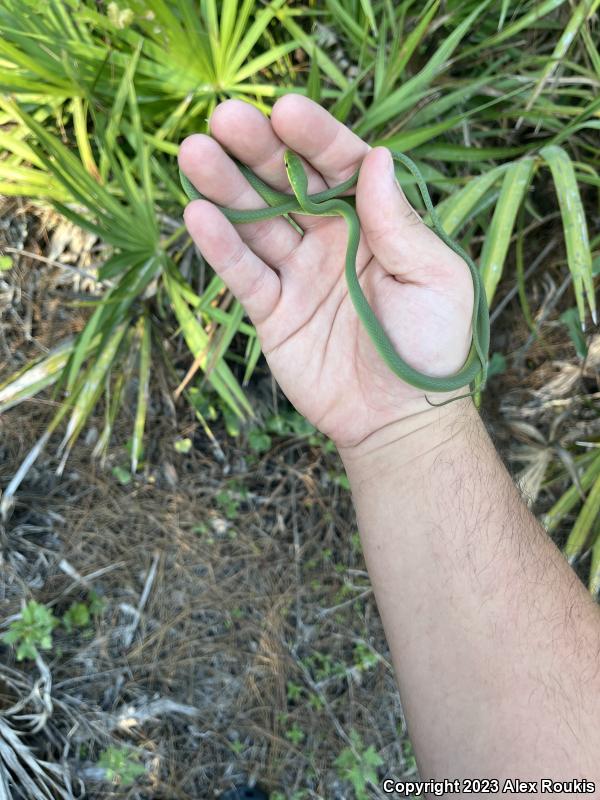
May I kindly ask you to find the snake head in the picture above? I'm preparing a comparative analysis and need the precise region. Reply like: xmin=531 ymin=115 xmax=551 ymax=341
xmin=283 ymin=149 xmax=309 ymax=203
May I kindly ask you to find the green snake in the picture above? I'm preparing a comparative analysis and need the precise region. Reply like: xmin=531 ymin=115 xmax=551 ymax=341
xmin=179 ymin=149 xmax=489 ymax=399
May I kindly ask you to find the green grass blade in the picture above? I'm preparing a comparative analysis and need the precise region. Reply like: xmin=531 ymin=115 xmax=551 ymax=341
xmin=233 ymin=40 xmax=298 ymax=84
xmin=564 ymin=472 xmax=600 ymax=563
xmin=480 ymin=158 xmax=535 ymax=305
xmin=228 ymin=0 xmax=287 ymax=76
xmin=477 ymin=0 xmax=567 ymax=49
xmin=92 ymin=331 xmax=137 ymax=462
xmin=164 ymin=263 xmax=253 ymax=418
xmin=540 ymin=144 xmax=596 ymax=325
xmin=307 ymin=47 xmax=321 ymax=103
xmin=278 ymin=14 xmax=348 ymax=89
xmin=516 ymin=208 xmax=536 ymax=332
xmin=356 ymin=1 xmax=488 ymax=136
xmin=381 ymin=0 xmax=439 ymax=95
xmin=63 ymin=257 xmax=159 ymax=392
xmin=57 ymin=321 xmax=129 ymax=460
xmin=0 ymin=339 xmax=75 ymax=413
xmin=522 ymin=0 xmax=600 ymax=116
xmin=588 ymin=524 xmax=600 ymax=595
xmin=131 ymin=316 xmax=152 ymax=473
xmin=542 ymin=450 xmax=600 ymax=532
xmin=243 ymin=335 xmax=262 ymax=385
xmin=432 ymin=165 xmax=507 ymax=236
xmin=358 ymin=0 xmax=378 ymax=34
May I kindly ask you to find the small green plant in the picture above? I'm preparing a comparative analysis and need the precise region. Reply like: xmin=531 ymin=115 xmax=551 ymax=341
xmin=265 ymin=409 xmax=316 ymax=437
xmin=247 ymin=427 xmax=272 ymax=453
xmin=487 ymin=351 xmax=508 ymax=378
xmin=112 ymin=465 xmax=132 ymax=485
xmin=2 ymin=600 xmax=59 ymax=661
xmin=173 ymin=437 xmax=193 ymax=454
xmin=560 ymin=307 xmax=588 ymax=359
xmin=215 ymin=489 xmax=240 ymax=520
xmin=334 ymin=730 xmax=384 ymax=800
xmin=353 ymin=642 xmax=379 ymax=672
xmin=285 ymin=722 xmax=305 ymax=745
xmin=286 ymin=681 xmax=303 ymax=702
xmin=62 ymin=601 xmax=90 ymax=633
xmin=332 ymin=471 xmax=350 ymax=490
xmin=98 ymin=746 xmax=146 ymax=787
xmin=301 ymin=650 xmax=346 ymax=682
xmin=88 ymin=590 xmax=106 ymax=617
xmin=402 ymin=738 xmax=417 ymax=773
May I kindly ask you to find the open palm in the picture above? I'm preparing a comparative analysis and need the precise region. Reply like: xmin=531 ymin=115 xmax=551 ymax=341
xmin=179 ymin=95 xmax=474 ymax=449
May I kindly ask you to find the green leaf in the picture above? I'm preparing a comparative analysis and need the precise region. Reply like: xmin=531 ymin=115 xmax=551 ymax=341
xmin=481 ymin=0 xmax=567 ymax=48
xmin=58 ymin=321 xmax=129 ymax=461
xmin=589 ymin=525 xmax=600 ymax=595
xmin=433 ymin=165 xmax=506 ymax=236
xmin=164 ymin=262 xmax=253 ymax=419
xmin=355 ymin=2 xmax=488 ymax=136
xmin=98 ymin=746 xmax=146 ymax=787
xmin=543 ymin=451 xmax=600 ymax=532
xmin=560 ymin=307 xmax=588 ymax=358
xmin=63 ymin=601 xmax=90 ymax=633
xmin=385 ymin=1 xmax=439 ymax=89
xmin=522 ymin=0 xmax=600 ymax=116
xmin=480 ymin=158 xmax=535 ymax=305
xmin=131 ymin=316 xmax=151 ymax=473
xmin=307 ymin=47 xmax=321 ymax=103
xmin=174 ymin=437 xmax=193 ymax=454
xmin=358 ymin=0 xmax=377 ymax=34
xmin=112 ymin=465 xmax=132 ymax=485
xmin=248 ymin=429 xmax=271 ymax=453
xmin=3 ymin=600 xmax=59 ymax=661
xmin=540 ymin=145 xmax=596 ymax=326
xmin=564 ymin=473 xmax=600 ymax=563
xmin=487 ymin=352 xmax=507 ymax=378
xmin=0 ymin=255 xmax=13 ymax=271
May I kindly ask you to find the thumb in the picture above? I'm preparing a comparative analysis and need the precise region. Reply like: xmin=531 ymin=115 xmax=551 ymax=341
xmin=356 ymin=147 xmax=453 ymax=281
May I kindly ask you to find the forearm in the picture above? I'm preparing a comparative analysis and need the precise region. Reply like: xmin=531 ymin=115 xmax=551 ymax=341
xmin=339 ymin=400 xmax=600 ymax=784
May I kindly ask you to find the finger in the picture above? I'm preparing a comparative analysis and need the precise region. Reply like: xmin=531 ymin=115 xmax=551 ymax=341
xmin=178 ymin=133 xmax=300 ymax=267
xmin=183 ymin=199 xmax=281 ymax=326
xmin=270 ymin=94 xmax=369 ymax=189
xmin=209 ymin=98 xmax=329 ymax=231
xmin=356 ymin=147 xmax=466 ymax=284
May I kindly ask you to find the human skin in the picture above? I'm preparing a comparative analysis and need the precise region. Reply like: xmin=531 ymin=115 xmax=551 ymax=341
xmin=179 ymin=95 xmax=600 ymax=793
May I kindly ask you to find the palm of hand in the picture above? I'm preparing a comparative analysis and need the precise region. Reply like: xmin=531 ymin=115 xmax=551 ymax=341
xmin=256 ymin=219 xmax=472 ymax=447
xmin=180 ymin=96 xmax=473 ymax=449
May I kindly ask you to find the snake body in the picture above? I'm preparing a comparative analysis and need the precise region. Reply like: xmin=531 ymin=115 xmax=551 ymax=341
xmin=179 ymin=148 xmax=489 ymax=398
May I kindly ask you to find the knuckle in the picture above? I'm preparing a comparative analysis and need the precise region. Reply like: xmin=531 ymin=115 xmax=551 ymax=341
xmin=240 ymin=266 xmax=267 ymax=302
xmin=222 ymin=244 xmax=247 ymax=275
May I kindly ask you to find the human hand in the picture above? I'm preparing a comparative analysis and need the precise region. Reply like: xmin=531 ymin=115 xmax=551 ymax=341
xmin=179 ymin=95 xmax=475 ymax=451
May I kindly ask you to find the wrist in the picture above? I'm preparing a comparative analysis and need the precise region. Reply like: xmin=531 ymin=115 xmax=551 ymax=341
xmin=338 ymin=397 xmax=482 ymax=487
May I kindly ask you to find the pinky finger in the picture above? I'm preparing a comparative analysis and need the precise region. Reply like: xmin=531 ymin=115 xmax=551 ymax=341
xmin=183 ymin=199 xmax=281 ymax=326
